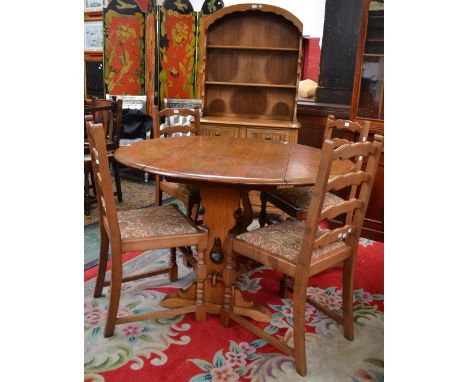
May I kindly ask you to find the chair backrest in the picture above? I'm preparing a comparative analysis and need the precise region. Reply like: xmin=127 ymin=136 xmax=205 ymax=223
xmin=86 ymin=121 xmax=121 ymax=246
xmin=323 ymin=115 xmax=370 ymax=143
xmin=297 ymin=137 xmax=383 ymax=268
xmin=84 ymin=99 xmax=123 ymax=144
xmin=153 ymin=108 xmax=201 ymax=138
xmin=323 ymin=115 xmax=371 ymax=224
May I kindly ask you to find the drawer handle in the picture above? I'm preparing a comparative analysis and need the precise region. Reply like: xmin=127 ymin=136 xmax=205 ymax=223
xmin=265 ymin=135 xmax=272 ymax=140
xmin=215 ymin=132 xmax=220 ymax=136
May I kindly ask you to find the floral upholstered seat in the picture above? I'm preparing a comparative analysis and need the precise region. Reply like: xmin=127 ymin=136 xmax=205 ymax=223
xmin=118 ymin=204 xmax=198 ymax=240
xmin=161 ymin=181 xmax=199 ymax=196
xmin=272 ymin=187 xmax=344 ymax=211
xmin=236 ymin=218 xmax=346 ymax=264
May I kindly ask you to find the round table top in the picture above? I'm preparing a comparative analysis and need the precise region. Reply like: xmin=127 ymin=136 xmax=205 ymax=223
xmin=115 ymin=136 xmax=353 ymax=187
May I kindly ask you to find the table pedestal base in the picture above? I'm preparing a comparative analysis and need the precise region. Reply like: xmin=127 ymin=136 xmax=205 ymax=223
xmin=160 ymin=185 xmax=271 ymax=323
xmin=161 ymin=282 xmax=270 ymax=322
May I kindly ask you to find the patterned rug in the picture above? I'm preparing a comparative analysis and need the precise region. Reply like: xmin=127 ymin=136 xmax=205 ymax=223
xmin=84 ymin=238 xmax=384 ymax=381
xmin=84 ymin=178 xmax=156 ymax=226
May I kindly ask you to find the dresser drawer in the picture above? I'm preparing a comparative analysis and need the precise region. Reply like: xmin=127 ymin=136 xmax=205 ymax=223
xmin=245 ymin=128 xmax=291 ymax=143
xmin=201 ymin=125 xmax=240 ymax=138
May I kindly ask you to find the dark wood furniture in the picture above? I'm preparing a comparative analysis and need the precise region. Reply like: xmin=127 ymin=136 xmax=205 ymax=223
xmin=199 ymin=4 xmax=303 ymax=212
xmin=349 ymin=0 xmax=384 ymax=240
xmin=151 ymin=107 xmax=202 ymax=222
xmin=114 ymin=136 xmax=355 ymax=322
xmin=221 ymin=139 xmax=383 ymax=376
xmin=350 ymin=0 xmax=384 ymax=129
xmin=84 ymin=99 xmax=124 ymax=213
xmin=84 ymin=115 xmax=97 ymax=215
xmin=315 ymin=0 xmax=363 ymax=105
xmin=86 ymin=120 xmax=208 ymax=337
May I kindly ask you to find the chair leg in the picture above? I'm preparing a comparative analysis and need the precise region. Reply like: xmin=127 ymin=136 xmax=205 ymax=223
xmin=221 ymin=237 xmax=235 ymax=327
xmin=187 ymin=198 xmax=194 ymax=219
xmin=104 ymin=248 xmax=123 ymax=338
xmin=169 ymin=247 xmax=178 ymax=282
xmin=259 ymin=191 xmax=268 ymax=227
xmin=292 ymin=274 xmax=308 ymax=376
xmin=193 ymin=202 xmax=201 ymax=224
xmin=94 ymin=225 xmax=109 ymax=298
xmin=84 ymin=164 xmax=91 ymax=216
xmin=155 ymin=175 xmax=163 ymax=206
xmin=195 ymin=247 xmax=207 ymax=322
xmin=342 ymin=256 xmax=356 ymax=341
xmin=279 ymin=274 xmax=292 ymax=298
xmin=112 ymin=159 xmax=123 ymax=203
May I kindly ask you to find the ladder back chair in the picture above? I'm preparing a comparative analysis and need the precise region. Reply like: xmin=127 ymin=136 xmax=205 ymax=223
xmin=151 ymin=107 xmax=202 ymax=223
xmin=221 ymin=138 xmax=383 ymax=376
xmin=260 ymin=115 xmax=371 ymax=297
xmin=259 ymin=115 xmax=370 ymax=226
xmin=84 ymin=99 xmax=124 ymax=215
xmin=86 ymin=121 xmax=208 ymax=337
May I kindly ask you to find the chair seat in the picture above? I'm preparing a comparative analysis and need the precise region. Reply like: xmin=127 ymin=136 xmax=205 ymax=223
xmin=272 ymin=187 xmax=344 ymax=211
xmin=118 ymin=204 xmax=198 ymax=240
xmin=236 ymin=218 xmax=346 ymax=264
xmin=161 ymin=180 xmax=200 ymax=197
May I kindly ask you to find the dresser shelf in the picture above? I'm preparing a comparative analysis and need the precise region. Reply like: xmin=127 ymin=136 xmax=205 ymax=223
xmin=207 ymin=45 xmax=299 ymax=52
xmin=205 ymin=81 xmax=296 ymax=89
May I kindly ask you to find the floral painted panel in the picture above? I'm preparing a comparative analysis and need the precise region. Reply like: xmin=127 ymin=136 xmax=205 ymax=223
xmin=158 ymin=0 xmax=196 ymax=107
xmin=145 ymin=2 xmax=156 ymax=104
xmin=104 ymin=0 xmax=145 ymax=95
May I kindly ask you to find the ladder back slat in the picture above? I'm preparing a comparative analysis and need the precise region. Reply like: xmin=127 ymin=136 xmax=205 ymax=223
xmin=320 ymin=199 xmax=363 ymax=222
xmin=327 ymin=171 xmax=370 ymax=192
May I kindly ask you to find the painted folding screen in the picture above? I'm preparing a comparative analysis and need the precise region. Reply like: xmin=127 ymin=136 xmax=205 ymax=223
xmin=158 ymin=0 xmax=197 ymax=107
xmin=103 ymin=0 xmax=145 ymax=95
xmin=145 ymin=1 xmax=156 ymax=105
xmin=195 ymin=0 xmax=224 ymax=98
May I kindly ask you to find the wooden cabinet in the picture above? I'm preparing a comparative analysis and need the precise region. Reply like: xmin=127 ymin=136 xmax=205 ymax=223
xmin=246 ymin=128 xmax=291 ymax=143
xmin=199 ymin=4 xmax=303 ymax=213
xmin=350 ymin=0 xmax=384 ymax=241
xmin=200 ymin=124 xmax=240 ymax=138
xmin=200 ymin=4 xmax=302 ymax=138
xmin=350 ymin=0 xmax=384 ymax=131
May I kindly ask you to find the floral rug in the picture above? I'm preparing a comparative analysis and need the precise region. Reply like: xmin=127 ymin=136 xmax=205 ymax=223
xmin=84 ymin=238 xmax=383 ymax=382
xmin=84 ymin=178 xmax=156 ymax=226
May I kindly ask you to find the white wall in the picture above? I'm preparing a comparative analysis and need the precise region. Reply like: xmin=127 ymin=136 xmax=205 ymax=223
xmin=190 ymin=0 xmax=326 ymax=40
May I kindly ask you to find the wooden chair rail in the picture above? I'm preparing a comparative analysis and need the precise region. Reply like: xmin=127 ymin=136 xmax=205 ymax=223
xmin=314 ymin=224 xmax=354 ymax=249
xmin=160 ymin=125 xmax=198 ymax=136
xmin=331 ymin=140 xmax=380 ymax=161
xmin=228 ymin=312 xmax=294 ymax=356
xmin=320 ymin=199 xmax=363 ymax=222
xmin=327 ymin=171 xmax=370 ymax=192
xmin=116 ymin=305 xmax=198 ymax=325
xmin=102 ymin=267 xmax=174 ymax=286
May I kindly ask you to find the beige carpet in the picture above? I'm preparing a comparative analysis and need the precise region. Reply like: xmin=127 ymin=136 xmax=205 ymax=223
xmin=84 ymin=179 xmax=156 ymax=226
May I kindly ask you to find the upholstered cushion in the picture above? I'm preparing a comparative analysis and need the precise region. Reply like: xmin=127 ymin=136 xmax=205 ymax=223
xmin=236 ymin=218 xmax=346 ymax=264
xmin=118 ymin=204 xmax=198 ymax=240
xmin=161 ymin=180 xmax=199 ymax=196
xmin=272 ymin=187 xmax=344 ymax=211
